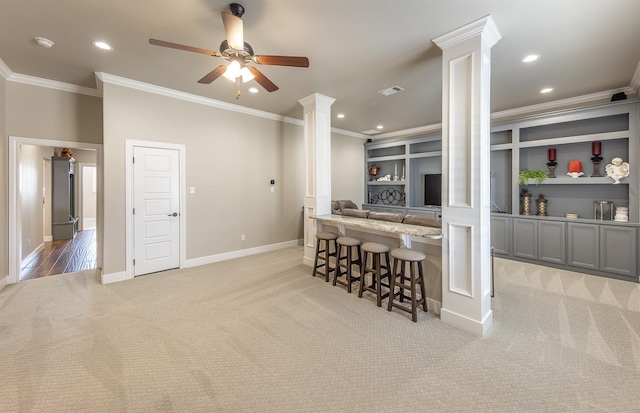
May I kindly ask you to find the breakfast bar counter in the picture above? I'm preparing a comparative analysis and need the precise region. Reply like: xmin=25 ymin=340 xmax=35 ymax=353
xmin=312 ymin=214 xmax=442 ymax=246
xmin=311 ymin=214 xmax=443 ymax=314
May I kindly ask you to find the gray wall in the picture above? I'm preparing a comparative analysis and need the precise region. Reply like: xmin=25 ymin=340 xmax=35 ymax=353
xmin=1 ymin=82 xmax=103 ymax=279
xmin=332 ymin=132 xmax=365 ymax=206
xmin=19 ymin=144 xmax=51 ymax=261
xmin=0 ymin=75 xmax=6 ymax=280
xmin=6 ymin=82 xmax=103 ymax=143
xmin=0 ymin=78 xmax=364 ymax=281
xmin=102 ymin=83 xmax=303 ymax=274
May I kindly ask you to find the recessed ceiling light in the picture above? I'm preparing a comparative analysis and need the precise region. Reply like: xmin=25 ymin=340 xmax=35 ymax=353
xmin=522 ymin=54 xmax=540 ymax=63
xmin=35 ymin=37 xmax=54 ymax=48
xmin=337 ymin=113 xmax=345 ymax=119
xmin=540 ymin=87 xmax=554 ymax=94
xmin=92 ymin=40 xmax=112 ymax=51
xmin=376 ymin=125 xmax=384 ymax=130
xmin=248 ymin=87 xmax=259 ymax=93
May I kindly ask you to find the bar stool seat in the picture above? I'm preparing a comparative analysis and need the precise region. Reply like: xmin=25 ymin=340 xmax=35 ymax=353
xmin=312 ymin=232 xmax=338 ymax=282
xmin=387 ymin=247 xmax=428 ymax=322
xmin=358 ymin=242 xmax=391 ymax=307
xmin=333 ymin=236 xmax=362 ymax=293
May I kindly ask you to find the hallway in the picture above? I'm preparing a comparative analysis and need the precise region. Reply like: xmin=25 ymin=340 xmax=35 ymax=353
xmin=20 ymin=230 xmax=97 ymax=281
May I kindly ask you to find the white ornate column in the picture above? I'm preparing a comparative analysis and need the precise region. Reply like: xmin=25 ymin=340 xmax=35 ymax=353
xmin=433 ymin=16 xmax=501 ymax=335
xmin=299 ymin=93 xmax=336 ymax=266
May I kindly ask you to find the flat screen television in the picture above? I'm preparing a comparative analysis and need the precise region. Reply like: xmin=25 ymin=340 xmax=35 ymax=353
xmin=423 ymin=174 xmax=442 ymax=206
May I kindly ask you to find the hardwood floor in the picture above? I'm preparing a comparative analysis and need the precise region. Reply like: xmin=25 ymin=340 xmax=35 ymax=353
xmin=20 ymin=229 xmax=97 ymax=281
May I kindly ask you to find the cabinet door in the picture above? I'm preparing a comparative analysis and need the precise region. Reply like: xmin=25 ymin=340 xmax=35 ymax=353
xmin=491 ymin=216 xmax=511 ymax=256
xmin=537 ymin=221 xmax=566 ymax=264
xmin=407 ymin=208 xmax=436 ymax=217
xmin=513 ymin=219 xmax=537 ymax=260
xmin=383 ymin=207 xmax=406 ymax=214
xmin=600 ymin=226 xmax=637 ymax=278
xmin=363 ymin=205 xmax=383 ymax=212
xmin=567 ymin=223 xmax=599 ymax=270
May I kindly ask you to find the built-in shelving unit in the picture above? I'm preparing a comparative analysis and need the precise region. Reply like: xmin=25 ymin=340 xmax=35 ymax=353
xmin=490 ymin=100 xmax=638 ymax=221
xmin=363 ymin=99 xmax=639 ymax=281
xmin=364 ymin=133 xmax=442 ymax=214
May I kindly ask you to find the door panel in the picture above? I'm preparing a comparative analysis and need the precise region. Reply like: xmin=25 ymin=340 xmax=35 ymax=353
xmin=133 ymin=146 xmax=180 ymax=276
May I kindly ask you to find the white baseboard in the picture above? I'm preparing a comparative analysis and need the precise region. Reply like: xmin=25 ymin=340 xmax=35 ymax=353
xmin=101 ymin=239 xmax=302 ymax=284
xmin=440 ymin=307 xmax=493 ymax=336
xmin=185 ymin=239 xmax=302 ymax=268
xmin=100 ymin=270 xmax=128 ymax=285
xmin=44 ymin=235 xmax=53 ymax=242
xmin=302 ymin=256 xmax=315 ymax=267
xmin=21 ymin=243 xmax=44 ymax=269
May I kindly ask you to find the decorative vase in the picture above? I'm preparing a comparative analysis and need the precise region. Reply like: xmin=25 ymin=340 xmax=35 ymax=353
xmin=520 ymin=189 xmax=532 ymax=215
xmin=535 ymin=194 xmax=547 ymax=216
xmin=368 ymin=165 xmax=379 ymax=181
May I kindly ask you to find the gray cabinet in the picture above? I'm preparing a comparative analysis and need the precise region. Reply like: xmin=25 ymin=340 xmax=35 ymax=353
xmin=51 ymin=156 xmax=78 ymax=240
xmin=491 ymin=216 xmax=511 ymax=256
xmin=600 ymin=226 xmax=637 ymax=278
xmin=513 ymin=219 xmax=537 ymax=260
xmin=362 ymin=204 xmax=441 ymax=217
xmin=513 ymin=218 xmax=566 ymax=264
xmin=568 ymin=223 xmax=599 ymax=271
xmin=538 ymin=221 xmax=566 ymax=265
xmin=496 ymin=215 xmax=637 ymax=281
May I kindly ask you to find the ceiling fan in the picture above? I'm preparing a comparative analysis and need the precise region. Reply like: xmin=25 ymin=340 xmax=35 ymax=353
xmin=149 ymin=3 xmax=309 ymax=98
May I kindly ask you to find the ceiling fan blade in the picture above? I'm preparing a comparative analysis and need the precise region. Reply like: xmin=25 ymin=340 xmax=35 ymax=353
xmin=253 ymin=55 xmax=309 ymax=68
xmin=149 ymin=39 xmax=221 ymax=57
xmin=248 ymin=67 xmax=279 ymax=92
xmin=221 ymin=11 xmax=244 ymax=50
xmin=198 ymin=65 xmax=228 ymax=84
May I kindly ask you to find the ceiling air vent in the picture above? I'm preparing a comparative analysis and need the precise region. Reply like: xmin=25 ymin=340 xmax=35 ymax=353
xmin=378 ymin=85 xmax=405 ymax=96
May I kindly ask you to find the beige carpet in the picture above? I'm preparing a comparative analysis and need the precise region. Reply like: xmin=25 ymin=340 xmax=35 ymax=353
xmin=1 ymin=247 xmax=640 ymax=412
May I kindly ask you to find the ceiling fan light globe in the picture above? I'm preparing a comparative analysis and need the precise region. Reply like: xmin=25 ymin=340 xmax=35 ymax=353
xmin=241 ymin=67 xmax=254 ymax=82
xmin=223 ymin=60 xmax=242 ymax=81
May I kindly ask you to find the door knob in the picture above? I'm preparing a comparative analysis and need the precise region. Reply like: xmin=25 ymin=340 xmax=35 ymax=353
xmin=168 ymin=212 xmax=178 ymax=217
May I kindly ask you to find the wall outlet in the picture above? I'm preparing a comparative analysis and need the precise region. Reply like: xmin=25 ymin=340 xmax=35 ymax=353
xmin=27 ymin=238 xmax=31 ymax=247
xmin=240 ymin=234 xmax=246 ymax=241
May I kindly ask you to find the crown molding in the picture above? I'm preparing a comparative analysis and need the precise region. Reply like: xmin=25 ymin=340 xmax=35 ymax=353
xmin=0 ymin=58 xmax=12 ymax=80
xmin=433 ymin=15 xmax=501 ymax=49
xmin=373 ymin=123 xmax=443 ymax=141
xmin=628 ymin=59 xmax=640 ymax=95
xmin=331 ymin=128 xmax=368 ymax=139
xmin=8 ymin=73 xmax=101 ymax=97
xmin=375 ymin=86 xmax=636 ymax=139
xmin=95 ymin=72 xmax=306 ymax=126
xmin=490 ymin=88 xmax=628 ymax=121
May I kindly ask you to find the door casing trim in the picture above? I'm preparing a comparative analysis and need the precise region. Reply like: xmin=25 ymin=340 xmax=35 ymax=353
xmin=125 ymin=139 xmax=186 ymax=280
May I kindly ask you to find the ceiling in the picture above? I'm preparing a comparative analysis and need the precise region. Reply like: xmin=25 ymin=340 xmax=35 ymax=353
xmin=1 ymin=0 xmax=639 ymax=136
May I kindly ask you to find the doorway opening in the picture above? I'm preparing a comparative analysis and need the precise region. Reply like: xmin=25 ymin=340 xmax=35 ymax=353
xmin=8 ymin=137 xmax=103 ymax=284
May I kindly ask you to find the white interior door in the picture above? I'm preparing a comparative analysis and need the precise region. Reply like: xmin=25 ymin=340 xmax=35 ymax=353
xmin=133 ymin=146 xmax=180 ymax=276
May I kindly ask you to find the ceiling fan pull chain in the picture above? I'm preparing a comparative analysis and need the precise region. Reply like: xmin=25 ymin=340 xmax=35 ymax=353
xmin=236 ymin=76 xmax=241 ymax=99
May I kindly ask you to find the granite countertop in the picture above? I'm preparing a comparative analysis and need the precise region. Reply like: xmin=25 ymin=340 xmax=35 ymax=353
xmin=312 ymin=214 xmax=443 ymax=239
xmin=491 ymin=212 xmax=640 ymax=227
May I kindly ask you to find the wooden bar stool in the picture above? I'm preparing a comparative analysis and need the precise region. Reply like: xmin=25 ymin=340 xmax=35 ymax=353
xmin=333 ymin=236 xmax=362 ymax=293
xmin=312 ymin=232 xmax=338 ymax=282
xmin=358 ymin=242 xmax=391 ymax=307
xmin=387 ymin=248 xmax=428 ymax=322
